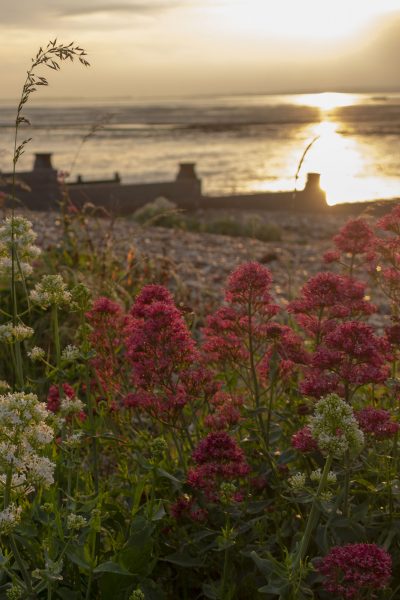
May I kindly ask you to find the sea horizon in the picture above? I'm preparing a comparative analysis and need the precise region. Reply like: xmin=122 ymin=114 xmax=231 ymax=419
xmin=1 ymin=91 xmax=400 ymax=206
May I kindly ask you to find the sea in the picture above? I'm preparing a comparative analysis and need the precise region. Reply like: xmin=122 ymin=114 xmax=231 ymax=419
xmin=0 ymin=92 xmax=400 ymax=206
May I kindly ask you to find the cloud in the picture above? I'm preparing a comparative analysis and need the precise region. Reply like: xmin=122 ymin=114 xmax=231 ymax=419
xmin=61 ymin=1 xmax=182 ymax=18
xmin=0 ymin=0 xmax=186 ymax=27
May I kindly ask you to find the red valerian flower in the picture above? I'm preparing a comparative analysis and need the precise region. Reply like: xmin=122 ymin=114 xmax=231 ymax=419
xmin=377 ymin=204 xmax=400 ymax=234
xmin=170 ymin=495 xmax=208 ymax=523
xmin=86 ymin=297 xmax=127 ymax=396
xmin=204 ymin=392 xmax=243 ymax=431
xmin=317 ymin=543 xmax=392 ymax=599
xmin=333 ymin=218 xmax=375 ymax=256
xmin=355 ymin=406 xmax=399 ymax=439
xmin=301 ymin=321 xmax=390 ymax=399
xmin=125 ymin=285 xmax=210 ymax=422
xmin=291 ymin=426 xmax=318 ymax=453
xmin=187 ymin=432 xmax=250 ymax=500
xmin=47 ymin=383 xmax=75 ymax=413
xmin=225 ymin=261 xmax=273 ymax=306
xmin=288 ymin=272 xmax=375 ymax=344
xmin=203 ymin=263 xmax=306 ymax=392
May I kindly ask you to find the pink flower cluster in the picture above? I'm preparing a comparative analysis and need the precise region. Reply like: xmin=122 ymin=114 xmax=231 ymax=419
xmin=47 ymin=383 xmax=75 ymax=413
xmin=291 ymin=426 xmax=318 ymax=453
xmin=301 ymin=321 xmax=390 ymax=399
xmin=318 ymin=543 xmax=392 ymax=599
xmin=86 ymin=297 xmax=126 ymax=396
xmin=203 ymin=262 xmax=306 ymax=387
xmin=124 ymin=285 xmax=206 ymax=421
xmin=187 ymin=431 xmax=249 ymax=500
xmin=288 ymin=272 xmax=375 ymax=343
xmin=204 ymin=392 xmax=243 ymax=431
xmin=355 ymin=406 xmax=399 ymax=439
xmin=170 ymin=495 xmax=207 ymax=523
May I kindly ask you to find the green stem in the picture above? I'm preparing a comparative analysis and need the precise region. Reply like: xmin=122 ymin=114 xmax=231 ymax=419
xmin=52 ymin=305 xmax=61 ymax=370
xmin=342 ymin=450 xmax=350 ymax=518
xmin=170 ymin=428 xmax=187 ymax=473
xmin=4 ymin=467 xmax=35 ymax=597
xmin=293 ymin=454 xmax=333 ymax=570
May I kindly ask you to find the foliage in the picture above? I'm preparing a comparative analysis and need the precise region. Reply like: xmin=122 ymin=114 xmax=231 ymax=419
xmin=2 ymin=41 xmax=400 ymax=600
xmin=132 ymin=199 xmax=282 ymax=242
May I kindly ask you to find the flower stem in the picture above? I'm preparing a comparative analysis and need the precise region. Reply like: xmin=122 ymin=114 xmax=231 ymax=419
xmin=293 ymin=454 xmax=333 ymax=570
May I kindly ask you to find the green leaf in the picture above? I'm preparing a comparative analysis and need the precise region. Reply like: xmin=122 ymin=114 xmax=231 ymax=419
xmin=57 ymin=589 xmax=81 ymax=600
xmin=163 ymin=551 xmax=203 ymax=568
xmin=66 ymin=550 xmax=91 ymax=573
xmin=117 ymin=516 xmax=155 ymax=576
xmin=93 ymin=561 xmax=132 ymax=575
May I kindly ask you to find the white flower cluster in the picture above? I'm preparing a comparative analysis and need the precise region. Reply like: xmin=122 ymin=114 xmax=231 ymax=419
xmin=0 ymin=392 xmax=55 ymax=493
xmin=28 ymin=346 xmax=45 ymax=361
xmin=310 ymin=468 xmax=337 ymax=485
xmin=0 ymin=503 xmax=22 ymax=534
xmin=288 ymin=472 xmax=306 ymax=490
xmin=0 ymin=216 xmax=41 ymax=278
xmin=61 ymin=345 xmax=80 ymax=362
xmin=0 ymin=380 xmax=10 ymax=392
xmin=30 ymin=274 xmax=72 ymax=309
xmin=0 ymin=322 xmax=34 ymax=344
xmin=309 ymin=394 xmax=364 ymax=459
xmin=60 ymin=395 xmax=84 ymax=417
xmin=66 ymin=513 xmax=87 ymax=531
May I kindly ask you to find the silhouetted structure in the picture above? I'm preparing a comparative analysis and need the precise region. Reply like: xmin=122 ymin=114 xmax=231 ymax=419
xmin=0 ymin=152 xmax=333 ymax=214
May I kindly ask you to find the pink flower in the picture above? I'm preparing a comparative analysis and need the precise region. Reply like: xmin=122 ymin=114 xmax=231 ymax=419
xmin=323 ymin=249 xmax=341 ymax=264
xmin=355 ymin=406 xmax=399 ymax=439
xmin=377 ymin=204 xmax=400 ymax=234
xmin=86 ymin=297 xmax=127 ymax=396
xmin=291 ymin=426 xmax=318 ymax=453
xmin=288 ymin=273 xmax=375 ymax=343
xmin=47 ymin=383 xmax=75 ymax=413
xmin=125 ymin=285 xmax=209 ymax=422
xmin=301 ymin=321 xmax=390 ymax=398
xmin=203 ymin=264 xmax=306 ymax=392
xmin=188 ymin=432 xmax=250 ymax=500
xmin=318 ymin=543 xmax=392 ymax=599
xmin=170 ymin=496 xmax=208 ymax=523
xmin=333 ymin=218 xmax=375 ymax=255
xmin=225 ymin=262 xmax=273 ymax=306
xmin=204 ymin=392 xmax=243 ymax=431
xmin=129 ymin=284 xmax=175 ymax=318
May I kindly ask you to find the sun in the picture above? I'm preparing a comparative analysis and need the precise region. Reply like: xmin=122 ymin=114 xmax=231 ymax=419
xmin=213 ymin=0 xmax=400 ymax=43
xmin=293 ymin=93 xmax=358 ymax=111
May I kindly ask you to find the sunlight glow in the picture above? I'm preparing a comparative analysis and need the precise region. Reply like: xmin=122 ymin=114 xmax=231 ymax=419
xmin=300 ymin=121 xmax=400 ymax=205
xmin=213 ymin=0 xmax=400 ymax=42
xmin=293 ymin=93 xmax=358 ymax=111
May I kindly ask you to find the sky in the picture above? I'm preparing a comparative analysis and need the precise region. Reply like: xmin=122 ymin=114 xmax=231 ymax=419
xmin=1 ymin=0 xmax=400 ymax=99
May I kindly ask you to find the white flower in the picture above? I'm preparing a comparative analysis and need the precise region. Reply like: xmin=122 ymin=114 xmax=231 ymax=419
xmin=320 ymin=490 xmax=333 ymax=502
xmin=27 ymin=455 xmax=55 ymax=487
xmin=288 ymin=472 xmax=306 ymax=490
xmin=26 ymin=422 xmax=54 ymax=446
xmin=67 ymin=513 xmax=87 ymax=531
xmin=309 ymin=394 xmax=364 ymax=459
xmin=0 ymin=216 xmax=41 ymax=278
xmin=63 ymin=431 xmax=84 ymax=449
xmin=30 ymin=274 xmax=72 ymax=308
xmin=0 ymin=392 xmax=55 ymax=493
xmin=28 ymin=346 xmax=45 ymax=361
xmin=310 ymin=468 xmax=337 ymax=484
xmin=60 ymin=395 xmax=84 ymax=417
xmin=61 ymin=345 xmax=80 ymax=361
xmin=0 ymin=380 xmax=10 ymax=392
xmin=0 ymin=322 xmax=34 ymax=343
xmin=0 ymin=504 xmax=22 ymax=534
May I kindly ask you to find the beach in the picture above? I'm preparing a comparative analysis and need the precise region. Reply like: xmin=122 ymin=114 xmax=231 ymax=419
xmin=19 ymin=206 xmax=386 ymax=319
